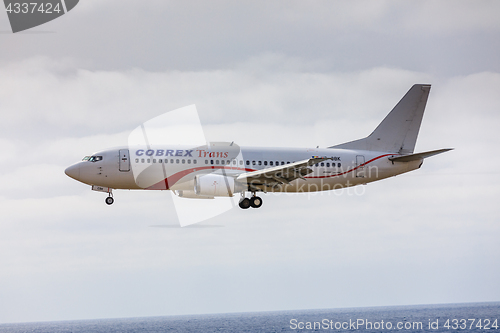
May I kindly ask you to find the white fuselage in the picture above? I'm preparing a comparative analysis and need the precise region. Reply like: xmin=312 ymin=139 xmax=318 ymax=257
xmin=65 ymin=145 xmax=423 ymax=194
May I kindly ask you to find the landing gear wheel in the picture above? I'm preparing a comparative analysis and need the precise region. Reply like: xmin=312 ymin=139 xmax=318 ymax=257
xmin=105 ymin=196 xmax=114 ymax=205
xmin=250 ymin=196 xmax=263 ymax=208
xmin=239 ymin=197 xmax=251 ymax=209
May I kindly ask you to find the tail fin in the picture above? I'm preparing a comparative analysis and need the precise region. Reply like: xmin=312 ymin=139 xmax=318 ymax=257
xmin=330 ymin=84 xmax=431 ymax=154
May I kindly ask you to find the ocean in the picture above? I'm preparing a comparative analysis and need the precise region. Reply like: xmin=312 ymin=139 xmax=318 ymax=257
xmin=0 ymin=302 xmax=498 ymax=332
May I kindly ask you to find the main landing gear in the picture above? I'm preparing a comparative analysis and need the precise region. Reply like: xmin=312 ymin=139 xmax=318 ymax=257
xmin=239 ymin=192 xmax=263 ymax=209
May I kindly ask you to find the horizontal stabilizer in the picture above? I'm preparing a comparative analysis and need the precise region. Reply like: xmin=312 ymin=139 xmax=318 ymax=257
xmin=389 ymin=148 xmax=453 ymax=162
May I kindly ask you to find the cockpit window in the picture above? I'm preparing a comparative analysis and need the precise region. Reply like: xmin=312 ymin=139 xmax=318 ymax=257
xmin=86 ymin=155 xmax=103 ymax=162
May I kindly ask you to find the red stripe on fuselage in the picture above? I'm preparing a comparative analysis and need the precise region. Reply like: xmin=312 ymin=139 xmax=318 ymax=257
xmin=304 ymin=154 xmax=396 ymax=179
xmin=146 ymin=166 xmax=256 ymax=190
xmin=145 ymin=154 xmax=398 ymax=190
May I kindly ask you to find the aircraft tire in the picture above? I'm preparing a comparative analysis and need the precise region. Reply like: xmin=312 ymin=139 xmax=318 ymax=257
xmin=239 ymin=198 xmax=251 ymax=209
xmin=250 ymin=196 xmax=263 ymax=208
xmin=105 ymin=197 xmax=114 ymax=205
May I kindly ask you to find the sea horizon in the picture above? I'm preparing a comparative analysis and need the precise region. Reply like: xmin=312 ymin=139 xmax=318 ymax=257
xmin=1 ymin=300 xmax=498 ymax=332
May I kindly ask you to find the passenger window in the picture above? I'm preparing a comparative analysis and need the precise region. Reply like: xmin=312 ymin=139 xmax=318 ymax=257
xmin=188 ymin=159 xmax=191 ymax=164
xmin=159 ymin=159 xmax=162 ymax=163
xmin=320 ymin=162 xmax=324 ymax=166
xmin=240 ymin=160 xmax=243 ymax=165
xmin=141 ymin=159 xmax=145 ymax=163
xmin=135 ymin=158 xmax=139 ymax=163
xmin=326 ymin=162 xmax=330 ymax=167
xmin=264 ymin=161 xmax=268 ymax=166
xmin=270 ymin=161 xmax=273 ymax=166
xmin=193 ymin=160 xmax=197 ymax=164
xmin=281 ymin=161 xmax=284 ymax=165
xmin=146 ymin=159 xmax=150 ymax=163
xmin=176 ymin=159 xmax=179 ymax=164
xmin=287 ymin=161 xmax=290 ymax=164
xmin=182 ymin=159 xmax=185 ymax=164
xmin=216 ymin=160 xmax=219 ymax=165
xmin=252 ymin=161 xmax=256 ymax=165
xmin=205 ymin=160 xmax=208 ymax=164
xmin=338 ymin=163 xmax=341 ymax=167
xmin=258 ymin=161 xmax=262 ymax=166
xmin=211 ymin=160 xmax=214 ymax=165
xmin=153 ymin=159 xmax=156 ymax=163
xmin=170 ymin=159 xmax=174 ymax=164
xmin=233 ymin=160 xmax=236 ymax=165
xmin=246 ymin=160 xmax=250 ymax=165
xmin=227 ymin=160 xmax=230 ymax=165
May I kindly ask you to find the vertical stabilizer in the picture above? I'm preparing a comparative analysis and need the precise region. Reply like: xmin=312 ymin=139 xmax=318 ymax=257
xmin=331 ymin=84 xmax=431 ymax=154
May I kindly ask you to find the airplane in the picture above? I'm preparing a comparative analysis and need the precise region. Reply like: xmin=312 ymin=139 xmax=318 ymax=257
xmin=65 ymin=84 xmax=452 ymax=209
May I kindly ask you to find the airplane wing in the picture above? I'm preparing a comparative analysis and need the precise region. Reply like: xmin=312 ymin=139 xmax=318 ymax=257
xmin=236 ymin=157 xmax=332 ymax=189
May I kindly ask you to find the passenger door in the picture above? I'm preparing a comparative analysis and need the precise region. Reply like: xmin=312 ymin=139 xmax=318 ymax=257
xmin=356 ymin=155 xmax=365 ymax=178
xmin=119 ymin=149 xmax=130 ymax=172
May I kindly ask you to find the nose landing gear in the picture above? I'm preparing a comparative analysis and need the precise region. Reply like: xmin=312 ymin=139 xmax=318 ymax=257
xmin=105 ymin=193 xmax=114 ymax=205
xmin=91 ymin=186 xmax=114 ymax=205
xmin=238 ymin=192 xmax=263 ymax=209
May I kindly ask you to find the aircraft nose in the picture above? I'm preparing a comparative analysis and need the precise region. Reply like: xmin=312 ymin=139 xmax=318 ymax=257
xmin=65 ymin=164 xmax=81 ymax=180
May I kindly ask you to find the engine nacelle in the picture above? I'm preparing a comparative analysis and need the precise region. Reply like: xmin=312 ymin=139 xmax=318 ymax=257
xmin=194 ymin=174 xmax=240 ymax=197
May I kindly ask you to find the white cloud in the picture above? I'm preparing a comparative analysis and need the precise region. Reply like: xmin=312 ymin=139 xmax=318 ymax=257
xmin=399 ymin=0 xmax=500 ymax=33
xmin=77 ymin=1 xmax=500 ymax=35
xmin=2 ymin=1 xmax=499 ymax=76
xmin=0 ymin=58 xmax=431 ymax=139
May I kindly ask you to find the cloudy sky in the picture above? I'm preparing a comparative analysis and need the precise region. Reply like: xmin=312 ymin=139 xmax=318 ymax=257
xmin=0 ymin=0 xmax=499 ymax=324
